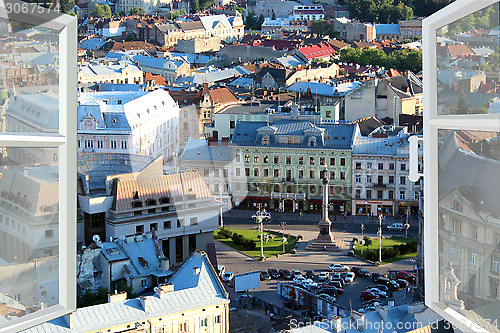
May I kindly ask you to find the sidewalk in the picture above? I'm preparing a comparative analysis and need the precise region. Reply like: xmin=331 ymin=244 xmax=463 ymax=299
xmin=224 ymin=209 xmax=418 ymax=225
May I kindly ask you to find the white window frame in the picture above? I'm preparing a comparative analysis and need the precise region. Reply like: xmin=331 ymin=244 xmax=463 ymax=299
xmin=423 ymin=1 xmax=498 ymax=331
xmin=0 ymin=9 xmax=77 ymax=333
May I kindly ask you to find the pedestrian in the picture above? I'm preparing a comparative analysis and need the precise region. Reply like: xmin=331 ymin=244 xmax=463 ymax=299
xmin=334 ymin=215 xmax=337 ymax=221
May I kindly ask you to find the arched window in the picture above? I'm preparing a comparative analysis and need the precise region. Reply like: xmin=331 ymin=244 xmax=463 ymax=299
xmin=273 ymin=185 xmax=280 ymax=192
xmin=262 ymin=135 xmax=269 ymax=145
xmin=451 ymin=200 xmax=462 ymax=212
xmin=160 ymin=197 xmax=170 ymax=204
xmin=132 ymin=200 xmax=143 ymax=208
xmin=146 ymin=199 xmax=156 ymax=206
xmin=309 ymin=136 xmax=317 ymax=147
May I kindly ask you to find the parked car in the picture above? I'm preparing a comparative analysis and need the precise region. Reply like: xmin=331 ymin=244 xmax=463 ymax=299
xmin=368 ymin=285 xmax=389 ymax=293
xmin=293 ymin=276 xmax=307 ymax=284
xmin=359 ymin=304 xmax=377 ymax=313
xmin=363 ymin=299 xmax=383 ymax=307
xmin=397 ymin=271 xmax=416 ymax=283
xmin=318 ymin=272 xmax=330 ymax=281
xmin=345 ymin=272 xmax=355 ymax=283
xmin=328 ymin=263 xmax=350 ymax=272
xmin=301 ymin=280 xmax=318 ymax=289
xmin=351 ymin=267 xmax=371 ymax=277
xmin=252 ymin=211 xmax=272 ymax=221
xmin=376 ymin=277 xmax=391 ymax=286
xmin=396 ymin=279 xmax=410 ymax=289
xmin=330 ymin=278 xmax=345 ymax=287
xmin=280 ymin=269 xmax=293 ymax=280
xmin=371 ymin=272 xmax=383 ymax=282
xmin=292 ymin=270 xmax=302 ymax=278
xmin=331 ymin=273 xmax=342 ymax=280
xmin=222 ymin=272 xmax=234 ymax=283
xmin=304 ymin=270 xmax=315 ymax=280
xmin=387 ymin=223 xmax=404 ymax=231
xmin=322 ymin=285 xmax=343 ymax=294
xmin=366 ymin=288 xmax=387 ymax=298
xmin=260 ymin=271 xmax=271 ymax=281
xmin=317 ymin=288 xmax=338 ymax=297
xmin=360 ymin=291 xmax=381 ymax=300
xmin=268 ymin=268 xmax=280 ymax=279
xmin=317 ymin=294 xmax=336 ymax=303
xmin=327 ymin=280 xmax=344 ymax=290
xmin=388 ymin=280 xmax=400 ymax=291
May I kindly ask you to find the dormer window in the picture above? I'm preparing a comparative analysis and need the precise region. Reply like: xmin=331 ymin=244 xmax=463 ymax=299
xmin=309 ymin=137 xmax=317 ymax=147
xmin=262 ymin=135 xmax=269 ymax=145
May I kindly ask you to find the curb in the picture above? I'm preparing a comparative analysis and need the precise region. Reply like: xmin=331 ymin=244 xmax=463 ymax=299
xmin=214 ymin=240 xmax=257 ymax=261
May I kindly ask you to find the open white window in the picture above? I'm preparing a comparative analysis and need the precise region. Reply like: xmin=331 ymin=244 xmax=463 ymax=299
xmin=0 ymin=2 xmax=77 ymax=332
xmin=423 ymin=1 xmax=499 ymax=332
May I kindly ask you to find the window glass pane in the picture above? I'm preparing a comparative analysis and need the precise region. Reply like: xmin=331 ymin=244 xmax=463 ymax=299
xmin=436 ymin=3 xmax=499 ymax=116
xmin=0 ymin=147 xmax=59 ymax=319
xmin=438 ymin=129 xmax=499 ymax=323
xmin=0 ymin=21 xmax=60 ymax=135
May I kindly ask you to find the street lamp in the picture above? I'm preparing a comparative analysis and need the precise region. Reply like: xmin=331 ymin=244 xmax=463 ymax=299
xmin=219 ymin=184 xmax=224 ymax=229
xmin=360 ymin=223 xmax=365 ymax=255
xmin=378 ymin=214 xmax=383 ymax=263
xmin=404 ymin=209 xmax=410 ymax=239
xmin=256 ymin=204 xmax=265 ymax=261
xmin=281 ymin=221 xmax=287 ymax=254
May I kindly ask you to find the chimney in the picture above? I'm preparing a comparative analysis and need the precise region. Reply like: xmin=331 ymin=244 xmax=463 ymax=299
xmin=158 ymin=257 xmax=169 ymax=271
xmin=221 ymin=137 xmax=229 ymax=145
xmin=139 ymin=296 xmax=149 ymax=312
xmin=63 ymin=313 xmax=75 ymax=329
xmin=193 ymin=266 xmax=201 ymax=275
xmin=155 ymin=283 xmax=175 ymax=299
xmin=108 ymin=290 xmax=128 ymax=303
xmin=202 ymin=82 xmax=209 ymax=95
xmin=208 ymin=137 xmax=218 ymax=146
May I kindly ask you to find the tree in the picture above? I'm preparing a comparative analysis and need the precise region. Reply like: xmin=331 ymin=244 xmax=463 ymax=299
xmin=91 ymin=4 xmax=112 ymax=18
xmin=59 ymin=0 xmax=69 ymax=13
xmin=171 ymin=9 xmax=186 ymax=20
xmin=189 ymin=0 xmax=199 ymax=13
xmin=363 ymin=236 xmax=373 ymax=247
xmin=310 ymin=20 xmax=339 ymax=39
xmin=125 ymin=31 xmax=137 ymax=42
xmin=129 ymin=6 xmax=146 ymax=15
xmin=358 ymin=48 xmax=388 ymax=67
xmin=455 ymin=91 xmax=469 ymax=115
xmin=391 ymin=2 xmax=413 ymax=22
xmin=339 ymin=47 xmax=362 ymax=64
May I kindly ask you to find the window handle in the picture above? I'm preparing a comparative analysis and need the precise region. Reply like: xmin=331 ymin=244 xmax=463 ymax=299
xmin=408 ymin=136 xmax=423 ymax=182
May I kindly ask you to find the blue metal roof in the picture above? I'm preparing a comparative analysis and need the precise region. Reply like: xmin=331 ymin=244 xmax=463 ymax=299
xmin=375 ymin=24 xmax=401 ymax=35
xmin=231 ymin=120 xmax=357 ymax=150
xmin=132 ymin=54 xmax=184 ymax=71
xmin=181 ymin=138 xmax=232 ymax=162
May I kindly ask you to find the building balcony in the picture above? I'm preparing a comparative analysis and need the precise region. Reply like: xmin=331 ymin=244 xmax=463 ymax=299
xmin=387 ymin=183 xmax=395 ymax=189
xmin=373 ymin=183 xmax=387 ymax=188
xmin=282 ymin=177 xmax=295 ymax=183
xmin=270 ymin=192 xmax=306 ymax=200
xmin=365 ymin=183 xmax=373 ymax=188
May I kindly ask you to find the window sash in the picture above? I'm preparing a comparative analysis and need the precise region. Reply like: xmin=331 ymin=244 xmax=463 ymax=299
xmin=423 ymin=1 xmax=499 ymax=331
xmin=0 ymin=13 xmax=77 ymax=332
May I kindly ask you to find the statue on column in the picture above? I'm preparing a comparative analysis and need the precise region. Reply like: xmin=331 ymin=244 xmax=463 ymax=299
xmin=440 ymin=261 xmax=464 ymax=311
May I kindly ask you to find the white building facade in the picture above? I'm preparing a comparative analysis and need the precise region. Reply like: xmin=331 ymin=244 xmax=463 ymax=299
xmin=78 ymin=89 xmax=180 ymax=159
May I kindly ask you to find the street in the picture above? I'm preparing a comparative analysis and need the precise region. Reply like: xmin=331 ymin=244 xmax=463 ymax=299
xmin=217 ymin=210 xmax=419 ymax=314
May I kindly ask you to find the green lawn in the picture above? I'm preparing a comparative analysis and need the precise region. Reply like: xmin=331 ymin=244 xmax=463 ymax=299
xmin=355 ymin=236 xmax=417 ymax=265
xmin=214 ymin=228 xmax=297 ymax=259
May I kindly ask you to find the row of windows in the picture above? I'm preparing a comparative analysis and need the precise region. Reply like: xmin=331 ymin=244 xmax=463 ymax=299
xmin=238 ymin=154 xmax=346 ymax=166
xmin=355 ymin=161 xmax=406 ymax=171
xmin=78 ymin=139 xmax=128 ymax=149
xmin=134 ymin=218 xmax=199 ymax=234
xmin=355 ymin=189 xmax=419 ymax=200
xmin=237 ymin=167 xmax=346 ymax=180
xmin=203 ymin=168 xmax=229 ymax=178
xmin=355 ymin=174 xmax=414 ymax=185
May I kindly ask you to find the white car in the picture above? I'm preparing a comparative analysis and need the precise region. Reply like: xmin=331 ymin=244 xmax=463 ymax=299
xmin=222 ymin=272 xmax=234 ymax=283
xmin=345 ymin=272 xmax=355 ymax=283
xmin=293 ymin=276 xmax=307 ymax=284
xmin=318 ymin=272 xmax=330 ymax=281
xmin=301 ymin=279 xmax=318 ymax=289
xmin=328 ymin=264 xmax=350 ymax=272
xmin=366 ymin=288 xmax=387 ymax=298
xmin=291 ymin=270 xmax=302 ymax=278
xmin=252 ymin=211 xmax=272 ymax=221
xmin=387 ymin=223 xmax=405 ymax=231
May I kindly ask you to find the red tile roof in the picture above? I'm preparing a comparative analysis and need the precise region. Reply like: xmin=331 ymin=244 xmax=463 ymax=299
xmin=298 ymin=43 xmax=335 ymax=59
xmin=447 ymin=44 xmax=474 ymax=58
xmin=209 ymin=87 xmax=239 ymax=105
